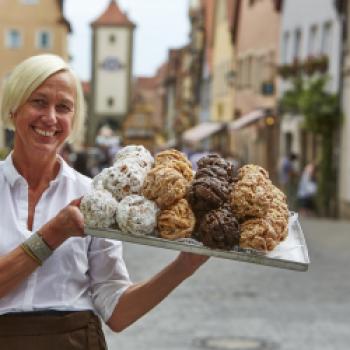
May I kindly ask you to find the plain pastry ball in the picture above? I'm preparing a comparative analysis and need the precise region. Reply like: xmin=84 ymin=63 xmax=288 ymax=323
xmin=116 ymin=195 xmax=159 ymax=235
xmin=80 ymin=190 xmax=119 ymax=228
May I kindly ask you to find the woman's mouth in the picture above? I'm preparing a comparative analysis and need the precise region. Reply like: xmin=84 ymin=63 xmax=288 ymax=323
xmin=33 ymin=127 xmax=57 ymax=137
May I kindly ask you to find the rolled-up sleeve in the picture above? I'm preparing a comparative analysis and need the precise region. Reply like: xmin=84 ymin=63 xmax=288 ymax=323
xmin=88 ymin=237 xmax=133 ymax=322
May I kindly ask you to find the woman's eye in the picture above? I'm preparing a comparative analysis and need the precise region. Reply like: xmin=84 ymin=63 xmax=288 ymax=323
xmin=32 ymin=99 xmax=46 ymax=107
xmin=57 ymin=104 xmax=72 ymax=113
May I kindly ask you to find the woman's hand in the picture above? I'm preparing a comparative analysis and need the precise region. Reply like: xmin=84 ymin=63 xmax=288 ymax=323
xmin=39 ymin=198 xmax=85 ymax=249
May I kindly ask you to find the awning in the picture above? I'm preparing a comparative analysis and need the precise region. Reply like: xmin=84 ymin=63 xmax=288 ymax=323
xmin=183 ymin=122 xmax=224 ymax=144
xmin=229 ymin=110 xmax=265 ymax=131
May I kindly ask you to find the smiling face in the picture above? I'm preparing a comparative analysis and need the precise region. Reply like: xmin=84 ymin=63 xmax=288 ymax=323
xmin=12 ymin=71 xmax=76 ymax=160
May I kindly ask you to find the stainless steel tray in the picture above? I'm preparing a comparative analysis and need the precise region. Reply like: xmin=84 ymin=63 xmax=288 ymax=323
xmin=85 ymin=212 xmax=309 ymax=272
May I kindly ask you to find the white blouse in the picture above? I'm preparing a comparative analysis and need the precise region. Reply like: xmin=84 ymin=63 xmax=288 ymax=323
xmin=0 ymin=154 xmax=132 ymax=322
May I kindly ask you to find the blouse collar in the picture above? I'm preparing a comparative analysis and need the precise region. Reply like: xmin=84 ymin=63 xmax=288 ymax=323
xmin=3 ymin=152 xmax=75 ymax=187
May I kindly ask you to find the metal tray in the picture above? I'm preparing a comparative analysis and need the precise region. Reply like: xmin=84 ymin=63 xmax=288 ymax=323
xmin=85 ymin=212 xmax=309 ymax=272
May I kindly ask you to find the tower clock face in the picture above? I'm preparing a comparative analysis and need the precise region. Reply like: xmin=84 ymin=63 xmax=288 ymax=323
xmin=100 ymin=56 xmax=125 ymax=71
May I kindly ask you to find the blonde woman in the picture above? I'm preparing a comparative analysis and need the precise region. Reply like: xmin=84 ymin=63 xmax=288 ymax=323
xmin=0 ymin=54 xmax=207 ymax=349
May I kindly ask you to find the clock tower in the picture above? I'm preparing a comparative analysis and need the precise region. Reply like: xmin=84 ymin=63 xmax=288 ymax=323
xmin=88 ymin=0 xmax=135 ymax=145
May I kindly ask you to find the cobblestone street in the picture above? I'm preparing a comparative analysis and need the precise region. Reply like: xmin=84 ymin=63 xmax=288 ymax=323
xmin=105 ymin=217 xmax=350 ymax=350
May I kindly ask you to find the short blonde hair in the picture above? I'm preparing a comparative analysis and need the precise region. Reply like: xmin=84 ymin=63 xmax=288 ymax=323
xmin=0 ymin=54 xmax=85 ymax=142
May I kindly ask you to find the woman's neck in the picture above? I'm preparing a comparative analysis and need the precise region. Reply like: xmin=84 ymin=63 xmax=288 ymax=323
xmin=12 ymin=149 xmax=60 ymax=189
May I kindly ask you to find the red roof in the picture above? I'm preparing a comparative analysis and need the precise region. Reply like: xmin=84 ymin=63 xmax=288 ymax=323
xmin=135 ymin=77 xmax=158 ymax=90
xmin=91 ymin=0 xmax=135 ymax=28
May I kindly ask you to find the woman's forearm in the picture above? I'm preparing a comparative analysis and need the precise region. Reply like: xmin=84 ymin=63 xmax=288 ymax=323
xmin=107 ymin=253 xmax=207 ymax=332
xmin=0 ymin=247 xmax=39 ymax=299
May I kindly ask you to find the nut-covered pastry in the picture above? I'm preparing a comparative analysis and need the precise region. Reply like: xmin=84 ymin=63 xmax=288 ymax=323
xmin=161 ymin=159 xmax=194 ymax=182
xmin=116 ymin=195 xmax=158 ymax=235
xmin=102 ymin=161 xmax=147 ymax=200
xmin=240 ymin=218 xmax=279 ymax=251
xmin=269 ymin=185 xmax=289 ymax=218
xmin=142 ymin=165 xmax=188 ymax=209
xmin=197 ymin=205 xmax=240 ymax=250
xmin=187 ymin=176 xmax=230 ymax=216
xmin=157 ymin=199 xmax=195 ymax=240
xmin=266 ymin=185 xmax=289 ymax=241
xmin=235 ymin=164 xmax=270 ymax=181
xmin=155 ymin=149 xmax=192 ymax=169
xmin=114 ymin=145 xmax=154 ymax=171
xmin=230 ymin=173 xmax=273 ymax=220
xmin=80 ymin=190 xmax=118 ymax=228
xmin=266 ymin=207 xmax=289 ymax=242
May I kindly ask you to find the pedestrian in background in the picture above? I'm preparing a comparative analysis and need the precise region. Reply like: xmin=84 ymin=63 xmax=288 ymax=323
xmin=0 ymin=54 xmax=208 ymax=349
xmin=297 ymin=162 xmax=318 ymax=217
xmin=279 ymin=153 xmax=298 ymax=209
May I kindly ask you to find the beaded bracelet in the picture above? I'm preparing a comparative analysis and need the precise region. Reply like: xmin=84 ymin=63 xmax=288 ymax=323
xmin=21 ymin=232 xmax=53 ymax=265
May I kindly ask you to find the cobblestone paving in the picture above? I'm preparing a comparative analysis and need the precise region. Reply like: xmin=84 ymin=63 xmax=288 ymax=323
xmin=105 ymin=218 xmax=350 ymax=350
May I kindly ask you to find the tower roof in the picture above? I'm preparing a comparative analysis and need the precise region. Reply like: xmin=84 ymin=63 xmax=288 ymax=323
xmin=91 ymin=0 xmax=135 ymax=28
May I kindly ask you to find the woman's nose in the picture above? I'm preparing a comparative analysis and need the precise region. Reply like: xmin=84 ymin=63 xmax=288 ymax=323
xmin=41 ymin=106 xmax=57 ymax=124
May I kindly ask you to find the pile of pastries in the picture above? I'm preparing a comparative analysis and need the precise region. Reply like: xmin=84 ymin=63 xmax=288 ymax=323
xmin=80 ymin=145 xmax=289 ymax=252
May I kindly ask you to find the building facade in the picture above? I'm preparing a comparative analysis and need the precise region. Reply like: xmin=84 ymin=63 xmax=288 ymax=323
xmin=211 ymin=0 xmax=235 ymax=124
xmin=278 ymin=0 xmax=342 ymax=166
xmin=231 ymin=0 xmax=281 ymax=180
xmin=0 ymin=0 xmax=71 ymax=150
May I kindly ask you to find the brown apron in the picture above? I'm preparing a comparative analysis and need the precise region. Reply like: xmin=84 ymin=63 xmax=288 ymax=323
xmin=0 ymin=310 xmax=107 ymax=350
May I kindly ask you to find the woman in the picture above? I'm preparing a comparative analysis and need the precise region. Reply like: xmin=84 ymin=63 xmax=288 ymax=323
xmin=0 ymin=54 xmax=207 ymax=349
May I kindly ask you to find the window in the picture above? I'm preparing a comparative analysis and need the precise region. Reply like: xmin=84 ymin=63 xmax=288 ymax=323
xmin=36 ymin=30 xmax=52 ymax=49
xmin=282 ymin=31 xmax=290 ymax=64
xmin=6 ymin=29 xmax=22 ymax=48
xmin=321 ymin=22 xmax=332 ymax=57
xmin=293 ymin=28 xmax=302 ymax=60
xmin=308 ymin=25 xmax=318 ymax=56
xmin=107 ymin=97 xmax=114 ymax=107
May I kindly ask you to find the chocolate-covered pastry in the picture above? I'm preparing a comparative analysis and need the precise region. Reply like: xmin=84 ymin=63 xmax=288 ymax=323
xmin=195 ymin=166 xmax=231 ymax=183
xmin=187 ymin=176 xmax=230 ymax=215
xmin=197 ymin=205 xmax=240 ymax=250
xmin=197 ymin=154 xmax=234 ymax=182
xmin=197 ymin=153 xmax=228 ymax=169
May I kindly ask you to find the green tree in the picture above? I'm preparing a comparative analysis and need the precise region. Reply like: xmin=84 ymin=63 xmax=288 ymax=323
xmin=280 ymin=76 xmax=342 ymax=216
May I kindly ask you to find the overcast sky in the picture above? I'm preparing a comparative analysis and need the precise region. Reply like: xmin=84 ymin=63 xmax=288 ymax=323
xmin=63 ymin=0 xmax=190 ymax=81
